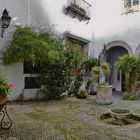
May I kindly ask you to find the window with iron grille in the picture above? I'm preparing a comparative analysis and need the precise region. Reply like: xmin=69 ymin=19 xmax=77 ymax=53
xmin=24 ymin=61 xmax=41 ymax=74
xmin=24 ymin=61 xmax=41 ymax=89
xmin=122 ymin=0 xmax=139 ymax=15
xmin=24 ymin=77 xmax=41 ymax=89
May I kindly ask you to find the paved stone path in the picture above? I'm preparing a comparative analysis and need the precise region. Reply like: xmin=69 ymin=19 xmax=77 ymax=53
xmin=0 ymin=94 xmax=140 ymax=140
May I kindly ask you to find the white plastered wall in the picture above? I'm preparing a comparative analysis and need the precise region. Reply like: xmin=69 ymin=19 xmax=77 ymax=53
xmin=0 ymin=0 xmax=94 ymax=100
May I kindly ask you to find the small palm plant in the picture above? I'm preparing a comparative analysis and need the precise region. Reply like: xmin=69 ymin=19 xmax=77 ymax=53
xmin=116 ymin=54 xmax=140 ymax=99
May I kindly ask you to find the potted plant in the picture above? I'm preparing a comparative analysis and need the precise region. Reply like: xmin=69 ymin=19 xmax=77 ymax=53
xmin=92 ymin=62 xmax=113 ymax=105
xmin=0 ymin=71 xmax=13 ymax=110
xmin=76 ymin=89 xmax=87 ymax=99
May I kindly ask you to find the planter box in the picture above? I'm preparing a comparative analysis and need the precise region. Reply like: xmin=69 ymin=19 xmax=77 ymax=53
xmin=96 ymin=85 xmax=113 ymax=105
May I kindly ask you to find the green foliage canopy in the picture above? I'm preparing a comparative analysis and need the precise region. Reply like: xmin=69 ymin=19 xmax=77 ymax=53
xmin=2 ymin=26 xmax=62 ymax=65
xmin=116 ymin=54 xmax=139 ymax=73
xmin=116 ymin=54 xmax=140 ymax=96
xmin=2 ymin=26 xmax=85 ymax=99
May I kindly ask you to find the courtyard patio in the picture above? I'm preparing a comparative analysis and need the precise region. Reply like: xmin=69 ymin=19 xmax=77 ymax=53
xmin=0 ymin=94 xmax=139 ymax=140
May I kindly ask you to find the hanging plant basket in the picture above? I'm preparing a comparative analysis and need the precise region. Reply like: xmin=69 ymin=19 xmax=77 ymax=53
xmin=77 ymin=90 xmax=87 ymax=99
xmin=91 ymin=66 xmax=100 ymax=75
xmin=101 ymin=62 xmax=110 ymax=70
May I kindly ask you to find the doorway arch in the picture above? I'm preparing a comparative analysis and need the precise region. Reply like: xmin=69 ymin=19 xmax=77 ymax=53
xmin=105 ymin=41 xmax=133 ymax=55
xmin=105 ymin=41 xmax=133 ymax=92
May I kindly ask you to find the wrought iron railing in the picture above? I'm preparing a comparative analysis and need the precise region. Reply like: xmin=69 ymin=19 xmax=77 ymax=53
xmin=67 ymin=0 xmax=91 ymax=17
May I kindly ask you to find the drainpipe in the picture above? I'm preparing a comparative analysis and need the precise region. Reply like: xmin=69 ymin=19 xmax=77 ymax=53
xmin=27 ymin=0 xmax=31 ymax=25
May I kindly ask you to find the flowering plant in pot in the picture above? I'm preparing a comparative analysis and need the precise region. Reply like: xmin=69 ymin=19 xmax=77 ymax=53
xmin=0 ymin=71 xmax=14 ymax=109
xmin=92 ymin=62 xmax=113 ymax=105
xmin=76 ymin=89 xmax=87 ymax=99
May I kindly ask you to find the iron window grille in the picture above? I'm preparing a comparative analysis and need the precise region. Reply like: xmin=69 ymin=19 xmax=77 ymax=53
xmin=122 ymin=0 xmax=139 ymax=15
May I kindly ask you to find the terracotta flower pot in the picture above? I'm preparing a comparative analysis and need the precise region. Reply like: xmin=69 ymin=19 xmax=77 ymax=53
xmin=0 ymin=95 xmax=7 ymax=110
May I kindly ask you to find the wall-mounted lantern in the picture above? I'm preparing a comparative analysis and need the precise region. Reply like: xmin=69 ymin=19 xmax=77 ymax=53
xmin=0 ymin=9 xmax=11 ymax=38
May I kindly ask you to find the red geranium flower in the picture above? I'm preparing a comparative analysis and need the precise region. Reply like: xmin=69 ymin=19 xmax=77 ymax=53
xmin=8 ymin=83 xmax=14 ymax=89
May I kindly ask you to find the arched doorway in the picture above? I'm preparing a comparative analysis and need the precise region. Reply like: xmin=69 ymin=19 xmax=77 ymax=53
xmin=107 ymin=46 xmax=128 ymax=91
xmin=105 ymin=41 xmax=133 ymax=92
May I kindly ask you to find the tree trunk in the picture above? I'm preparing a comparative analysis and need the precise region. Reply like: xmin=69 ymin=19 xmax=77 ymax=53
xmin=124 ymin=73 xmax=130 ymax=92
xmin=130 ymin=69 xmax=139 ymax=96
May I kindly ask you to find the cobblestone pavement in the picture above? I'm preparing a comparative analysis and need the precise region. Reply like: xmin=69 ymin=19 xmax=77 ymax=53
xmin=0 ymin=94 xmax=140 ymax=140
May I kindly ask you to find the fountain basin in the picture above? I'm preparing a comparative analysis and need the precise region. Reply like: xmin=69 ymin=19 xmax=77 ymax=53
xmin=100 ymin=109 xmax=140 ymax=125
xmin=109 ymin=108 xmax=132 ymax=120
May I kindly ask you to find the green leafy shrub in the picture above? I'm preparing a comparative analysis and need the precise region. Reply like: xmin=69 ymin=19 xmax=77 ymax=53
xmin=64 ymin=42 xmax=85 ymax=96
xmin=3 ymin=26 xmax=46 ymax=64
xmin=40 ymin=41 xmax=84 ymax=99
xmin=116 ymin=54 xmax=138 ymax=73
xmin=2 ymin=26 xmax=84 ymax=100
xmin=70 ymin=76 xmax=83 ymax=95
xmin=123 ymin=92 xmax=137 ymax=100
xmin=0 ymin=70 xmax=14 ymax=97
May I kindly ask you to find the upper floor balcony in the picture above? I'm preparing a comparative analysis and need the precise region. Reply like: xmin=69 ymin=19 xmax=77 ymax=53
xmin=65 ymin=0 xmax=92 ymax=23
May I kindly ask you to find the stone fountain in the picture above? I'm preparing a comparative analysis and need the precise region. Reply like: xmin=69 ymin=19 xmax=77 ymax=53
xmin=100 ymin=108 xmax=140 ymax=125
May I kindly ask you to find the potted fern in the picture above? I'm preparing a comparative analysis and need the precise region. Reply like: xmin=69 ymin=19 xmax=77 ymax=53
xmin=116 ymin=54 xmax=140 ymax=99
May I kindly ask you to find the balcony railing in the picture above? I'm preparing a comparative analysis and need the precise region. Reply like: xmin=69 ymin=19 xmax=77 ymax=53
xmin=66 ymin=0 xmax=91 ymax=23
